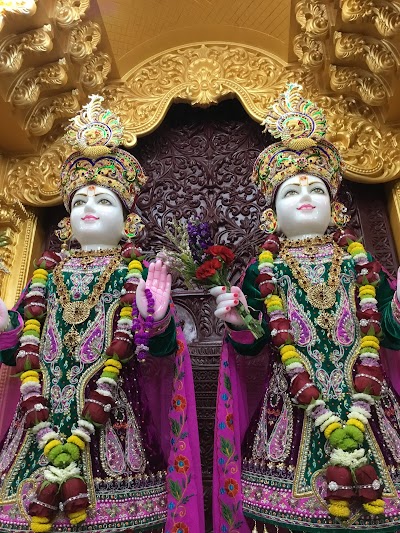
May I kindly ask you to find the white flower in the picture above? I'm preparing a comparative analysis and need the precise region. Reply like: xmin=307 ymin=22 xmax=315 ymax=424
xmin=359 ymin=351 xmax=380 ymax=360
xmin=97 ymin=377 xmax=117 ymax=387
xmin=43 ymin=462 xmax=81 ymax=484
xmin=306 ymin=399 xmax=326 ymax=415
xmin=359 ymin=297 xmax=378 ymax=306
xmin=352 ymin=393 xmax=375 ymax=405
xmin=38 ymin=431 xmax=59 ymax=449
xmin=31 ymin=421 xmax=51 ymax=434
xmin=320 ymin=415 xmax=341 ymax=433
xmin=71 ymin=428 xmax=91 ymax=443
xmin=330 ymin=448 xmax=367 ymax=469
xmin=315 ymin=411 xmax=334 ymax=428
xmin=285 ymin=362 xmax=304 ymax=372
xmin=348 ymin=410 xmax=369 ymax=425
xmin=78 ymin=419 xmax=95 ymax=434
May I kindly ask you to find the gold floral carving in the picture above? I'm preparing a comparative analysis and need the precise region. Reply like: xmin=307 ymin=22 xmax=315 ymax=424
xmin=54 ymin=0 xmax=90 ymax=29
xmin=329 ymin=65 xmax=390 ymax=106
xmin=315 ymin=94 xmax=400 ymax=182
xmin=9 ymin=59 xmax=68 ymax=107
xmin=80 ymin=52 xmax=111 ymax=91
xmin=334 ymin=31 xmax=399 ymax=74
xmin=5 ymin=137 xmax=73 ymax=206
xmin=341 ymin=0 xmax=400 ymax=37
xmin=0 ymin=194 xmax=27 ymax=278
xmin=4 ymin=43 xmax=400 ymax=208
xmin=0 ymin=0 xmax=37 ymax=32
xmin=293 ymin=33 xmax=325 ymax=70
xmin=101 ymin=44 xmax=299 ymax=145
xmin=68 ymin=21 xmax=102 ymax=63
xmin=0 ymin=25 xmax=53 ymax=74
xmin=295 ymin=0 xmax=330 ymax=40
xmin=26 ymin=89 xmax=80 ymax=137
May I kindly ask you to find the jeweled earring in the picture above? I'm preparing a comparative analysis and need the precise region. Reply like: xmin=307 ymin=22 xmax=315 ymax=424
xmin=55 ymin=217 xmax=72 ymax=250
xmin=331 ymin=201 xmax=350 ymax=228
xmin=123 ymin=213 xmax=144 ymax=240
xmin=259 ymin=208 xmax=278 ymax=234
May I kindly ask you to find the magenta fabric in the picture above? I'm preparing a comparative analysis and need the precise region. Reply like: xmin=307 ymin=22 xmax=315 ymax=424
xmin=228 ymin=328 xmax=258 ymax=344
xmin=0 ymin=288 xmax=27 ymax=442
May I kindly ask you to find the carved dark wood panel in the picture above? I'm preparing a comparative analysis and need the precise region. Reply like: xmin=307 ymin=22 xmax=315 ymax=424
xmin=42 ymin=99 xmax=398 ymax=532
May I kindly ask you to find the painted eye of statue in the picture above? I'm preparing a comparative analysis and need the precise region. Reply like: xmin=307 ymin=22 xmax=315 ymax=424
xmin=72 ymin=199 xmax=85 ymax=207
xmin=283 ymin=189 xmax=298 ymax=198
xmin=311 ymin=187 xmax=325 ymax=194
xmin=98 ymin=198 xmax=112 ymax=205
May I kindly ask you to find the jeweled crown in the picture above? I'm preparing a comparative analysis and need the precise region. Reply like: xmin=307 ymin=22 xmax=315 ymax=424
xmin=60 ymin=95 xmax=147 ymax=212
xmin=252 ymin=83 xmax=342 ymax=206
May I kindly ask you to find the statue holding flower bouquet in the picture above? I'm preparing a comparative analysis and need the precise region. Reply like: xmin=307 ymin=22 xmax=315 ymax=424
xmin=0 ymin=96 xmax=203 ymax=533
xmin=212 ymin=84 xmax=400 ymax=533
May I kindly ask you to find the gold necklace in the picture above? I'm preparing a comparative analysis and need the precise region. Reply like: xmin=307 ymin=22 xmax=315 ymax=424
xmin=280 ymin=236 xmax=344 ymax=311
xmin=53 ymin=254 xmax=121 ymax=326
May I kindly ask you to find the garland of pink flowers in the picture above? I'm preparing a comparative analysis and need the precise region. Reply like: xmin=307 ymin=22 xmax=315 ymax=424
xmin=257 ymin=229 xmax=385 ymax=519
xmin=14 ymin=242 xmax=153 ymax=533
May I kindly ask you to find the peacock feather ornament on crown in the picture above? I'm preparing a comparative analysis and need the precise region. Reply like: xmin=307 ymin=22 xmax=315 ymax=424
xmin=252 ymin=83 xmax=343 ymax=206
xmin=60 ymin=94 xmax=147 ymax=212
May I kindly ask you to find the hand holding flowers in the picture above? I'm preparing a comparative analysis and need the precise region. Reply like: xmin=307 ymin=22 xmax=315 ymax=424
xmin=158 ymin=220 xmax=264 ymax=339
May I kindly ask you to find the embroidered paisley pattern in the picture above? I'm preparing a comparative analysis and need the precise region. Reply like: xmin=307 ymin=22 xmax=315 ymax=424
xmin=333 ymin=283 xmax=355 ymax=346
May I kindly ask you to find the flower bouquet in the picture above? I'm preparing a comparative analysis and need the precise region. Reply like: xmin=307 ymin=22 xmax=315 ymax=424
xmin=158 ymin=219 xmax=264 ymax=339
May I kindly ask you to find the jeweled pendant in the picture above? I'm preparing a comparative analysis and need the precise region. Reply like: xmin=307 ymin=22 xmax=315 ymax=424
xmin=63 ymin=301 xmax=91 ymax=324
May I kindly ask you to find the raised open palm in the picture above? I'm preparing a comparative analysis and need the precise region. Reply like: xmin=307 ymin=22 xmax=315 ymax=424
xmin=136 ymin=260 xmax=172 ymax=321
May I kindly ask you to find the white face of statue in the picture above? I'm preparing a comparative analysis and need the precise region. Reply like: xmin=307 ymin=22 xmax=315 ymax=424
xmin=275 ymin=174 xmax=331 ymax=240
xmin=70 ymin=185 xmax=125 ymax=250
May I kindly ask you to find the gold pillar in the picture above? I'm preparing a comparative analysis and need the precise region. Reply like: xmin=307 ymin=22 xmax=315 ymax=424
xmin=387 ymin=179 xmax=400 ymax=262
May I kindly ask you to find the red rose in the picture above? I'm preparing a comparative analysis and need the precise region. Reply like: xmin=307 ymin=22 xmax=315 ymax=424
xmin=82 ymin=390 xmax=114 ymax=425
xmin=15 ymin=353 xmax=40 ymax=374
xmin=24 ymin=295 xmax=46 ymax=319
xmin=29 ymin=482 xmax=60 ymax=519
xmin=290 ymin=372 xmax=319 ymax=404
xmin=270 ymin=318 xmax=293 ymax=347
xmin=354 ymin=363 xmax=383 ymax=396
xmin=354 ymin=465 xmax=382 ymax=502
xmin=106 ymin=330 xmax=132 ymax=360
xmin=256 ymin=273 xmax=276 ymax=297
xmin=120 ymin=280 xmax=138 ymax=305
xmin=205 ymin=245 xmax=235 ymax=265
xmin=121 ymin=242 xmax=142 ymax=261
xmin=326 ymin=465 xmax=356 ymax=500
xmin=261 ymin=235 xmax=280 ymax=255
xmin=355 ymin=261 xmax=381 ymax=285
xmin=61 ymin=478 xmax=89 ymax=513
xmin=333 ymin=229 xmax=358 ymax=248
xmin=35 ymin=251 xmax=62 ymax=271
xmin=21 ymin=395 xmax=49 ymax=428
xmin=195 ymin=259 xmax=221 ymax=280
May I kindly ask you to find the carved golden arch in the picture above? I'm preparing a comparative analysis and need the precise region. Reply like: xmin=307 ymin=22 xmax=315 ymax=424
xmin=4 ymin=41 xmax=400 ymax=211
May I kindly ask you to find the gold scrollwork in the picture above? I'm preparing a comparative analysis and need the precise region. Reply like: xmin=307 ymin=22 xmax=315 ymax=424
xmin=26 ymin=89 xmax=81 ymax=137
xmin=334 ymin=31 xmax=399 ymax=74
xmin=0 ymin=25 xmax=53 ymax=75
xmin=341 ymin=0 xmax=400 ymax=37
xmin=9 ymin=59 xmax=68 ymax=107
xmin=0 ymin=0 xmax=37 ymax=32
xmin=0 ymin=193 xmax=28 ymax=274
xmin=68 ymin=21 xmax=102 ymax=63
xmin=80 ymin=52 xmax=111 ymax=91
xmin=295 ymin=0 xmax=330 ymax=40
xmin=101 ymin=43 xmax=297 ymax=145
xmin=293 ymin=33 xmax=325 ymax=70
xmin=329 ymin=64 xmax=391 ymax=107
xmin=54 ymin=0 xmax=90 ymax=29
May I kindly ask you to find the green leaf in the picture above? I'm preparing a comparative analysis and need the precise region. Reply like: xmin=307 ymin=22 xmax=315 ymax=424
xmin=222 ymin=503 xmax=234 ymax=526
xmin=169 ymin=479 xmax=182 ymax=501
xmin=220 ymin=436 xmax=233 ymax=457
xmin=170 ymin=418 xmax=181 ymax=436
xmin=224 ymin=373 xmax=231 ymax=394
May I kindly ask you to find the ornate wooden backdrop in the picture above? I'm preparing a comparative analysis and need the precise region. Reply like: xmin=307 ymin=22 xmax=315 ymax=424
xmin=44 ymin=99 xmax=398 ymax=532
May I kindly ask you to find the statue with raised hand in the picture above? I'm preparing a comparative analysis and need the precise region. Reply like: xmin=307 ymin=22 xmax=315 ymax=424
xmin=212 ymin=84 xmax=400 ymax=533
xmin=0 ymin=96 xmax=203 ymax=533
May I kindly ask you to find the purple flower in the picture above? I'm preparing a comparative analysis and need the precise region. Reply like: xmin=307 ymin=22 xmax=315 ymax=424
xmin=187 ymin=220 xmax=213 ymax=263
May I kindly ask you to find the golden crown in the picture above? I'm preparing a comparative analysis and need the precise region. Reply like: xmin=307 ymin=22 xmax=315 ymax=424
xmin=252 ymin=83 xmax=342 ymax=206
xmin=60 ymin=95 xmax=147 ymax=212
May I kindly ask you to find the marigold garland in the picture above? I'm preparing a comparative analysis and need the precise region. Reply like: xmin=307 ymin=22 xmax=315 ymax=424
xmin=15 ymin=244 xmax=153 ymax=532
xmin=257 ymin=231 xmax=386 ymax=518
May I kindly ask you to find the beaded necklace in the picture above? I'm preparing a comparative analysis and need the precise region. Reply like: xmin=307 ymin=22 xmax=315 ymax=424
xmin=257 ymin=232 xmax=385 ymax=519
xmin=15 ymin=244 xmax=154 ymax=533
